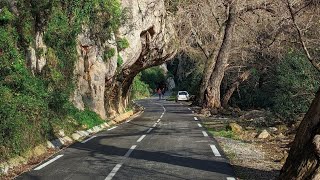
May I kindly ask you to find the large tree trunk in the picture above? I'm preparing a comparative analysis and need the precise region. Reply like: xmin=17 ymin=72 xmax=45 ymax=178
xmin=222 ymin=70 xmax=250 ymax=108
xmin=279 ymin=88 xmax=320 ymax=179
xmin=203 ymin=2 xmax=237 ymax=109
xmin=197 ymin=43 xmax=220 ymax=105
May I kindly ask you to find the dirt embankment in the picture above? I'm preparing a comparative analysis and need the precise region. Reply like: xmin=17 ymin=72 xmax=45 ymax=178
xmin=199 ymin=109 xmax=296 ymax=180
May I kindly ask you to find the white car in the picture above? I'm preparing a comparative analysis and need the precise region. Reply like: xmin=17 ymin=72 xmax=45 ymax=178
xmin=176 ymin=91 xmax=190 ymax=101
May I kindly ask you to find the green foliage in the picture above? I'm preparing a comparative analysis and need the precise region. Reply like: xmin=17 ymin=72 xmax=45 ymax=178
xmin=167 ymin=54 xmax=203 ymax=95
xmin=231 ymin=52 xmax=320 ymax=121
xmin=104 ymin=48 xmax=116 ymax=62
xmin=229 ymin=71 xmax=274 ymax=109
xmin=64 ymin=103 xmax=104 ymax=129
xmin=271 ymin=52 xmax=320 ymax=120
xmin=71 ymin=0 xmax=123 ymax=41
xmin=173 ymin=71 xmax=202 ymax=95
xmin=210 ymin=130 xmax=237 ymax=139
xmin=131 ymin=66 xmax=168 ymax=99
xmin=0 ymin=7 xmax=15 ymax=24
xmin=0 ymin=1 xmax=123 ymax=161
xmin=140 ymin=67 xmax=166 ymax=91
xmin=131 ymin=73 xmax=151 ymax=99
xmin=117 ymin=54 xmax=123 ymax=66
xmin=117 ymin=38 xmax=129 ymax=51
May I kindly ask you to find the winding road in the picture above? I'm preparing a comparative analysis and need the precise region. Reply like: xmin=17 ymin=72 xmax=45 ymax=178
xmin=18 ymin=98 xmax=235 ymax=180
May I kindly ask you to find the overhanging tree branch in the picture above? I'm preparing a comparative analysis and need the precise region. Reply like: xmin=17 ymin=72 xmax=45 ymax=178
xmin=286 ymin=0 xmax=320 ymax=72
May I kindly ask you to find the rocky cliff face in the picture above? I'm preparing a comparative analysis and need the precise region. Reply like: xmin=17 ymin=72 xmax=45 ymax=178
xmin=71 ymin=0 xmax=176 ymax=119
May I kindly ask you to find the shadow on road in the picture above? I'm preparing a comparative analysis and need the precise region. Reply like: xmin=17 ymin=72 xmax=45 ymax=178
xmin=68 ymin=142 xmax=234 ymax=177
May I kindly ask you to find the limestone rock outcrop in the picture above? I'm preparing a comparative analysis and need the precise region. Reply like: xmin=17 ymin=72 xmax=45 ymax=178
xmin=27 ymin=32 xmax=47 ymax=74
xmin=71 ymin=0 xmax=176 ymax=118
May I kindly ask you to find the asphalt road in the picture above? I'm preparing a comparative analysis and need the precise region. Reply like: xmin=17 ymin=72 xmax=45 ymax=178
xmin=17 ymin=98 xmax=236 ymax=180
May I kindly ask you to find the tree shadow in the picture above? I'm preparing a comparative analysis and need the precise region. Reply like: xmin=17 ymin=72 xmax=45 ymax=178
xmin=68 ymin=142 xmax=235 ymax=177
xmin=233 ymin=165 xmax=280 ymax=180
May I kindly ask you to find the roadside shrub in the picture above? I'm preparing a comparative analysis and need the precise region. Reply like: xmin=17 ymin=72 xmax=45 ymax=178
xmin=131 ymin=73 xmax=151 ymax=99
xmin=229 ymin=69 xmax=274 ymax=109
xmin=65 ymin=103 xmax=104 ymax=129
xmin=231 ymin=52 xmax=320 ymax=121
xmin=271 ymin=52 xmax=320 ymax=120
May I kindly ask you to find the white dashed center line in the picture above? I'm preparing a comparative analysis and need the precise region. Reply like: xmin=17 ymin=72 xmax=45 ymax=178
xmin=202 ymin=131 xmax=208 ymax=137
xmin=152 ymin=123 xmax=157 ymax=127
xmin=188 ymin=108 xmax=191 ymax=110
xmin=194 ymin=117 xmax=198 ymax=121
xmin=192 ymin=111 xmax=195 ymax=114
xmin=124 ymin=145 xmax=137 ymax=157
xmin=137 ymin=135 xmax=146 ymax=142
xmin=160 ymin=114 xmax=163 ymax=118
xmin=81 ymin=136 xmax=97 ymax=143
xmin=197 ymin=123 xmax=202 ymax=128
xmin=34 ymin=155 xmax=64 ymax=170
xmin=105 ymin=164 xmax=122 ymax=180
xmin=157 ymin=119 xmax=161 ymax=123
xmin=147 ymin=128 xmax=153 ymax=134
xmin=106 ymin=145 xmax=138 ymax=180
xmin=210 ymin=145 xmax=222 ymax=157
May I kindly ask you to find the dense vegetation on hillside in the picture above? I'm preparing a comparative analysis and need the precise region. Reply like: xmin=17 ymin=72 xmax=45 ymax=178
xmin=0 ymin=0 xmax=123 ymax=161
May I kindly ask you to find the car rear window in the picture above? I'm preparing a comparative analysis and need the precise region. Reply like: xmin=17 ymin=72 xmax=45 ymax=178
xmin=179 ymin=92 xmax=187 ymax=95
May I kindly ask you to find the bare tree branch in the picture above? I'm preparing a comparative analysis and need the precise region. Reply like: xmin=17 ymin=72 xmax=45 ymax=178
xmin=286 ymin=0 xmax=320 ymax=72
xmin=206 ymin=0 xmax=221 ymax=28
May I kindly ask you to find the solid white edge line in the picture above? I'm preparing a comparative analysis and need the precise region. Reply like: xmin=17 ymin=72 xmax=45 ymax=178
xmin=105 ymin=163 xmax=122 ymax=180
xmin=194 ymin=117 xmax=198 ymax=121
xmin=124 ymin=145 xmax=137 ymax=157
xmin=137 ymin=135 xmax=146 ymax=142
xmin=34 ymin=155 xmax=64 ymax=170
xmin=202 ymin=131 xmax=208 ymax=137
xmin=210 ymin=145 xmax=222 ymax=157
xmin=226 ymin=177 xmax=236 ymax=180
xmin=107 ymin=126 xmax=117 ymax=131
xmin=198 ymin=123 xmax=202 ymax=128
xmin=147 ymin=128 xmax=153 ymax=134
xmin=81 ymin=135 xmax=97 ymax=143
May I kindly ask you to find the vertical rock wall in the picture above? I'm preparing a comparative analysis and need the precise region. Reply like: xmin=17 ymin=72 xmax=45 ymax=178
xmin=71 ymin=0 xmax=176 ymax=119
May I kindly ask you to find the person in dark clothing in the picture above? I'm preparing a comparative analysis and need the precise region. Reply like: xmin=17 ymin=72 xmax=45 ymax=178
xmin=157 ymin=88 xmax=162 ymax=100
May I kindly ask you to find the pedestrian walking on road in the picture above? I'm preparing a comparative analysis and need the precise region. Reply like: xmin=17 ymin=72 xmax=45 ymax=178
xmin=157 ymin=88 xmax=162 ymax=100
